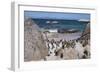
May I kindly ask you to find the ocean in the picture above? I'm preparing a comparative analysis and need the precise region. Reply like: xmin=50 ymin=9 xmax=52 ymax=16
xmin=32 ymin=19 xmax=89 ymax=32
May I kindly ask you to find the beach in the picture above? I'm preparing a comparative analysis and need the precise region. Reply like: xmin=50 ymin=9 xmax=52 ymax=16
xmin=43 ymin=32 xmax=82 ymax=41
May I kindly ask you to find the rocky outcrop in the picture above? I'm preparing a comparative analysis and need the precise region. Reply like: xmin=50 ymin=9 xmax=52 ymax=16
xmin=81 ymin=23 xmax=90 ymax=40
xmin=24 ymin=18 xmax=48 ymax=61
xmin=77 ymin=23 xmax=90 ymax=47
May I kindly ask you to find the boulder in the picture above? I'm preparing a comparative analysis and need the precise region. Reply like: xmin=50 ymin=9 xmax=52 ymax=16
xmin=81 ymin=23 xmax=90 ymax=40
xmin=24 ymin=18 xmax=48 ymax=61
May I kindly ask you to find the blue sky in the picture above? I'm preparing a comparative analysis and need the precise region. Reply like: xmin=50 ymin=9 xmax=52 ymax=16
xmin=24 ymin=11 xmax=90 ymax=20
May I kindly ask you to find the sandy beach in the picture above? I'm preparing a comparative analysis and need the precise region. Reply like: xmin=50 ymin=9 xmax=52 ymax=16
xmin=43 ymin=32 xmax=82 ymax=41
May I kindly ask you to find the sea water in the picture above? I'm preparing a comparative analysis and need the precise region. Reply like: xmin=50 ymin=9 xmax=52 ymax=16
xmin=32 ymin=19 xmax=88 ymax=32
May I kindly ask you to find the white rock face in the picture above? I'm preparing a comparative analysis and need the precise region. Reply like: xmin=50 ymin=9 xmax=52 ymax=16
xmin=24 ymin=18 xmax=48 ymax=61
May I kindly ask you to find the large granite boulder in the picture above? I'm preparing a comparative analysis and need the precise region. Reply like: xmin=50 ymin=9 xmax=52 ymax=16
xmin=24 ymin=18 xmax=48 ymax=61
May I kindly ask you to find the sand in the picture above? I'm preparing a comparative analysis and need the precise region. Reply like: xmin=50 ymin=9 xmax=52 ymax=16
xmin=43 ymin=32 xmax=82 ymax=41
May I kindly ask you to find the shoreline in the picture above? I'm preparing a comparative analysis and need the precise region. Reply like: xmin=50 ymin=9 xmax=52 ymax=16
xmin=43 ymin=32 xmax=82 ymax=41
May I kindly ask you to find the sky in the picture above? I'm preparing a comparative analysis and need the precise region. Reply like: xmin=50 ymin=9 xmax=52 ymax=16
xmin=24 ymin=11 xmax=90 ymax=20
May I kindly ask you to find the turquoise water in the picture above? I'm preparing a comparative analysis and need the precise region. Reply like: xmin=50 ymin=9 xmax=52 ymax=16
xmin=32 ymin=19 xmax=88 ymax=32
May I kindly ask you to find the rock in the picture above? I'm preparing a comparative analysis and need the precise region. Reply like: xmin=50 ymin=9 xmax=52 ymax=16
xmin=24 ymin=18 xmax=48 ymax=61
xmin=63 ymin=48 xmax=78 ymax=59
xmin=82 ymin=23 xmax=90 ymax=36
xmin=81 ymin=23 xmax=90 ymax=40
